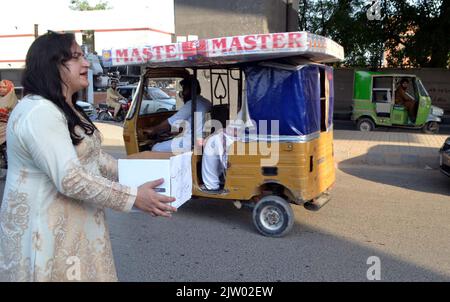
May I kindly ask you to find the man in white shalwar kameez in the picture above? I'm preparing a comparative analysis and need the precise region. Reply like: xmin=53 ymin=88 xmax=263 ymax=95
xmin=201 ymin=103 xmax=254 ymax=191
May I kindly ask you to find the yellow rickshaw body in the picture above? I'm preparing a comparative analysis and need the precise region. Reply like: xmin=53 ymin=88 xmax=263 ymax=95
xmin=123 ymin=88 xmax=336 ymax=205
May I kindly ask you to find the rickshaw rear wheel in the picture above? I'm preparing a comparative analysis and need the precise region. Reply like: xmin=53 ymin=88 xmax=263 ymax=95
xmin=422 ymin=121 xmax=439 ymax=134
xmin=252 ymin=195 xmax=294 ymax=237
xmin=357 ymin=117 xmax=375 ymax=132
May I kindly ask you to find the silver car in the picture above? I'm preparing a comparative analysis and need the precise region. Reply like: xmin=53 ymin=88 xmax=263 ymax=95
xmin=140 ymin=87 xmax=176 ymax=114
xmin=439 ymin=137 xmax=450 ymax=177
xmin=117 ymin=85 xmax=176 ymax=116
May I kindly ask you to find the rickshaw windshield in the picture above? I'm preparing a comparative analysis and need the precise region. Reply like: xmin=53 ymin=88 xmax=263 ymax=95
xmin=417 ymin=79 xmax=429 ymax=97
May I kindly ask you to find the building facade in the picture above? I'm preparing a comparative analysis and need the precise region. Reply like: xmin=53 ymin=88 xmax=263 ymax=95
xmin=174 ymin=0 xmax=299 ymax=40
xmin=0 ymin=2 xmax=175 ymax=84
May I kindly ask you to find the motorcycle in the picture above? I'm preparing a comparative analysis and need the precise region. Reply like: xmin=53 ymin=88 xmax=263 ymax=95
xmin=0 ymin=143 xmax=7 ymax=180
xmin=0 ymin=109 xmax=8 ymax=179
xmin=96 ymin=99 xmax=131 ymax=122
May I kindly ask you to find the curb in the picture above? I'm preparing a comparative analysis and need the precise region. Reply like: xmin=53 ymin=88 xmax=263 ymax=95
xmin=333 ymin=112 xmax=450 ymax=125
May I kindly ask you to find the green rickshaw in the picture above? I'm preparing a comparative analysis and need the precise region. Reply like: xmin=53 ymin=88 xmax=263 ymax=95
xmin=351 ymin=71 xmax=444 ymax=133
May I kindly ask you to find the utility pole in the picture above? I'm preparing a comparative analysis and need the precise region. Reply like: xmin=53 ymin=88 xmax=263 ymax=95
xmin=34 ymin=24 xmax=39 ymax=38
xmin=285 ymin=0 xmax=292 ymax=32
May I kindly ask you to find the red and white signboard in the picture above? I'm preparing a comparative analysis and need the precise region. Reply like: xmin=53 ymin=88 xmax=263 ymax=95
xmin=102 ymin=31 xmax=344 ymax=67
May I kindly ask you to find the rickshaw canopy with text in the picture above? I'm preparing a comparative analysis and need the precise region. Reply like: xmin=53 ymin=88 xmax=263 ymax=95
xmin=101 ymin=31 xmax=344 ymax=68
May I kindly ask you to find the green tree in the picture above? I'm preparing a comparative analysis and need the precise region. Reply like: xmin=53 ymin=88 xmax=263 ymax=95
xmin=298 ymin=0 xmax=386 ymax=68
xmin=384 ymin=0 xmax=450 ymax=68
xmin=298 ymin=0 xmax=450 ymax=69
xmin=375 ymin=1 xmax=448 ymax=68
xmin=69 ymin=0 xmax=112 ymax=11
xmin=298 ymin=0 xmax=335 ymax=35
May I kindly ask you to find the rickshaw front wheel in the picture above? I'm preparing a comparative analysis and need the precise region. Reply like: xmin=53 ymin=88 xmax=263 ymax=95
xmin=422 ymin=121 xmax=439 ymax=134
xmin=357 ymin=117 xmax=375 ymax=132
xmin=252 ymin=195 xmax=294 ymax=237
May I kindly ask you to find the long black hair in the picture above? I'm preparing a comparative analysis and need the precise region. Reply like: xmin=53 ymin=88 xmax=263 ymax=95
xmin=22 ymin=32 xmax=97 ymax=145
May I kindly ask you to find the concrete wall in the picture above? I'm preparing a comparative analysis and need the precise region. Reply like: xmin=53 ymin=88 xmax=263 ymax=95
xmin=174 ymin=0 xmax=299 ymax=39
xmin=334 ymin=68 xmax=450 ymax=115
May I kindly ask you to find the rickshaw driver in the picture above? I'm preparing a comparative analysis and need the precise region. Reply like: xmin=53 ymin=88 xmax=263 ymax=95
xmin=143 ymin=76 xmax=212 ymax=152
xmin=395 ymin=78 xmax=417 ymax=122
xmin=106 ymin=80 xmax=125 ymax=120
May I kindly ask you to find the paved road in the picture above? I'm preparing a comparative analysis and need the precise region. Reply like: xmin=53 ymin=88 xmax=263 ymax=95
xmin=1 ymin=124 xmax=449 ymax=282
xmin=99 ymin=144 xmax=450 ymax=281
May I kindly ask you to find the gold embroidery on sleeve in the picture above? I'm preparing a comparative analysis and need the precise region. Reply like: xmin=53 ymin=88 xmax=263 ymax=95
xmin=61 ymin=163 xmax=132 ymax=212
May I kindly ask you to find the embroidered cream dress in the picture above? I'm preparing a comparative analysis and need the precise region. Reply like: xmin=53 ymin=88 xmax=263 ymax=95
xmin=0 ymin=95 xmax=137 ymax=281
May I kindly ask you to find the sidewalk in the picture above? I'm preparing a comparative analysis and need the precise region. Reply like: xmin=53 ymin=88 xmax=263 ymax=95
xmin=95 ymin=122 xmax=447 ymax=169
xmin=95 ymin=122 xmax=125 ymax=147
xmin=334 ymin=130 xmax=447 ymax=168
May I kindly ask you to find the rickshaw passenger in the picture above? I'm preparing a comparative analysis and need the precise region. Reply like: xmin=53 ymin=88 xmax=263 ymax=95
xmin=143 ymin=76 xmax=211 ymax=152
xmin=201 ymin=112 xmax=247 ymax=191
xmin=201 ymin=128 xmax=234 ymax=191
xmin=395 ymin=78 xmax=417 ymax=122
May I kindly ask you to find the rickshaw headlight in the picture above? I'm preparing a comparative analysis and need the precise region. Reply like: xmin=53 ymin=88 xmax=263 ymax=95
xmin=431 ymin=106 xmax=444 ymax=117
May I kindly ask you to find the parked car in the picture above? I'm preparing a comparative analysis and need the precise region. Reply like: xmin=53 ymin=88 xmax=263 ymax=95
xmin=117 ymin=85 xmax=176 ymax=115
xmin=439 ymin=137 xmax=450 ymax=177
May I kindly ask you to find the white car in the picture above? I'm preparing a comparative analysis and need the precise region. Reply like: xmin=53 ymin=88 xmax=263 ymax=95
xmin=117 ymin=85 xmax=176 ymax=116
xmin=439 ymin=137 xmax=450 ymax=177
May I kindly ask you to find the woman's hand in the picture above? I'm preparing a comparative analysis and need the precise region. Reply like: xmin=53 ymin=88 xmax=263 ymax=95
xmin=134 ymin=178 xmax=177 ymax=217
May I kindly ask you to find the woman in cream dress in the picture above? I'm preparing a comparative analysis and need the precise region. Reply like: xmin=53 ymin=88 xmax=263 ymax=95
xmin=0 ymin=32 xmax=177 ymax=282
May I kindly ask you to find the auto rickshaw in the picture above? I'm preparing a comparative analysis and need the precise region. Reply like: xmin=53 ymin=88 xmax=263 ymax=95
xmin=351 ymin=71 xmax=444 ymax=133
xmin=102 ymin=31 xmax=344 ymax=237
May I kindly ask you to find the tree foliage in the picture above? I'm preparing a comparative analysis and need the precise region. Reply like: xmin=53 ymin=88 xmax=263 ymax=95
xmin=299 ymin=0 xmax=449 ymax=68
xmin=69 ymin=0 xmax=111 ymax=11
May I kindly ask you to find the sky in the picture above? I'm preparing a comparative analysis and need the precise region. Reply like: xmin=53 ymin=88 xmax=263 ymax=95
xmin=3 ymin=0 xmax=160 ymax=23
